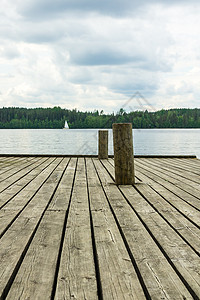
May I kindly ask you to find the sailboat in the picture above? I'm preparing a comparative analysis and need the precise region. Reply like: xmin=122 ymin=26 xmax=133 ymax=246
xmin=63 ymin=120 xmax=69 ymax=129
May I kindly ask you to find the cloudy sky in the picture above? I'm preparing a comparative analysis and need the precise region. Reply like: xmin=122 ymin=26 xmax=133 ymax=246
xmin=0 ymin=0 xmax=200 ymax=113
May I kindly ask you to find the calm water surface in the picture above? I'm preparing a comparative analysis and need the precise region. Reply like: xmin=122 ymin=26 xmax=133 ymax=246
xmin=0 ymin=129 xmax=199 ymax=158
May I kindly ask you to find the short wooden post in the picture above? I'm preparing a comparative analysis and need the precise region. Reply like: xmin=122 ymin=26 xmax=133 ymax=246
xmin=98 ymin=130 xmax=108 ymax=159
xmin=112 ymin=123 xmax=135 ymax=184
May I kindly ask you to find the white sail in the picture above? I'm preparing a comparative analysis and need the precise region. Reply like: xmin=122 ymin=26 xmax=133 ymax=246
xmin=64 ymin=120 xmax=69 ymax=129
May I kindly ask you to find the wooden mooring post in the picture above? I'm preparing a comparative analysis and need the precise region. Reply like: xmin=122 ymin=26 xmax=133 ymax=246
xmin=112 ymin=123 xmax=135 ymax=184
xmin=98 ymin=130 xmax=108 ymax=159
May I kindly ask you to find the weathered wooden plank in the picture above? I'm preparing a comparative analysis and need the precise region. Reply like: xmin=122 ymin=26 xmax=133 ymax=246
xmin=0 ymin=157 xmax=20 ymax=170
xmin=136 ymin=158 xmax=200 ymax=205
xmin=135 ymin=160 xmax=200 ymax=212
xmin=0 ymin=157 xmax=43 ymax=192
xmin=135 ymin=164 xmax=200 ymax=226
xmin=0 ymin=156 xmax=26 ymax=165
xmin=151 ymin=158 xmax=200 ymax=176
xmin=0 ymin=158 xmax=68 ymax=298
xmin=86 ymin=158 xmax=146 ymax=299
xmin=0 ymin=158 xmax=61 ymax=236
xmin=106 ymin=159 xmax=200 ymax=253
xmin=0 ymin=156 xmax=12 ymax=162
xmin=12 ymin=158 xmax=68 ymax=217
xmin=0 ymin=157 xmax=56 ymax=209
xmin=0 ymin=155 xmax=199 ymax=299
xmin=146 ymin=157 xmax=200 ymax=183
xmin=6 ymin=158 xmax=78 ymax=299
xmin=171 ymin=158 xmax=200 ymax=170
xmin=119 ymin=183 xmax=200 ymax=294
xmin=0 ymin=157 xmax=32 ymax=178
xmin=138 ymin=158 xmax=200 ymax=191
xmin=55 ymin=158 xmax=98 ymax=300
xmin=137 ymin=158 xmax=200 ymax=191
xmin=6 ymin=211 xmax=65 ymax=300
xmin=0 ymin=157 xmax=38 ymax=179
xmin=137 ymin=183 xmax=200 ymax=252
xmin=108 ymin=160 xmax=200 ymax=297
xmin=0 ymin=157 xmax=51 ymax=208
xmin=48 ymin=158 xmax=77 ymax=211
xmin=93 ymin=158 xmax=193 ymax=299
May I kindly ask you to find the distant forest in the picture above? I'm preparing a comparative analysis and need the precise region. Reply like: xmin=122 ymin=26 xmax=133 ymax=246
xmin=0 ymin=107 xmax=200 ymax=129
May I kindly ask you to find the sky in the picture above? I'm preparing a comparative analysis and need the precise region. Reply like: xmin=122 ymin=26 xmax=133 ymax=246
xmin=0 ymin=0 xmax=200 ymax=113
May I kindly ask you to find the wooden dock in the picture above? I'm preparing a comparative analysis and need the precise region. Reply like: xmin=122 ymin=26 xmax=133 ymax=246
xmin=0 ymin=155 xmax=199 ymax=299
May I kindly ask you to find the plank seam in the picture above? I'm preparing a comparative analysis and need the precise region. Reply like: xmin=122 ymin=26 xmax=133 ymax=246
xmin=135 ymin=161 xmax=200 ymax=211
xmin=0 ymin=157 xmax=53 ymax=210
xmin=138 ymin=159 xmax=200 ymax=188
xmin=147 ymin=158 xmax=200 ymax=177
xmin=0 ymin=157 xmax=40 ymax=184
xmin=0 ymin=158 xmax=62 ymax=239
xmin=98 ymin=159 xmax=199 ymax=299
xmin=0 ymin=157 xmax=68 ymax=299
xmin=149 ymin=184 xmax=200 ymax=230
xmin=93 ymin=159 xmax=151 ymax=300
xmin=102 ymin=159 xmax=200 ymax=232
xmin=50 ymin=158 xmax=77 ymax=300
xmin=0 ymin=157 xmax=44 ymax=193
xmin=85 ymin=158 xmax=103 ymax=300
xmin=118 ymin=187 xmax=200 ymax=300
xmin=0 ymin=157 xmax=32 ymax=177
xmin=134 ymin=185 xmax=200 ymax=257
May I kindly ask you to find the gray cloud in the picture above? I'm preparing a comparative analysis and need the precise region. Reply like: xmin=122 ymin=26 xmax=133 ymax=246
xmin=18 ymin=0 xmax=151 ymax=19
xmin=18 ymin=0 xmax=200 ymax=20
xmin=71 ymin=49 xmax=140 ymax=66
xmin=23 ymin=28 xmax=64 ymax=44
xmin=0 ymin=46 xmax=21 ymax=59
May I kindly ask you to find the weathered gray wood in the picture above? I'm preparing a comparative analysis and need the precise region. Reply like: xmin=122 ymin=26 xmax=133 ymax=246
xmin=135 ymin=165 xmax=200 ymax=225
xmin=119 ymin=184 xmax=200 ymax=297
xmin=6 ymin=160 xmax=76 ymax=299
xmin=0 ymin=158 xmax=67 ymax=297
xmin=172 ymin=157 xmax=200 ymax=170
xmin=134 ymin=183 xmax=200 ymax=253
xmin=6 ymin=211 xmax=65 ymax=300
xmin=135 ymin=159 xmax=200 ymax=203
xmin=0 ymin=155 xmax=200 ymax=299
xmin=105 ymin=158 xmax=200 ymax=253
xmin=0 ymin=158 xmax=59 ymax=209
xmin=98 ymin=130 xmax=108 ymax=159
xmin=139 ymin=158 xmax=200 ymax=191
xmin=0 ymin=156 xmax=28 ymax=166
xmin=86 ymin=158 xmax=145 ymax=299
xmin=55 ymin=158 xmax=98 ymax=300
xmin=8 ymin=158 xmax=76 ymax=300
xmin=0 ymin=157 xmax=50 ymax=208
xmin=152 ymin=157 xmax=200 ymax=176
xmin=135 ymin=159 xmax=200 ymax=211
xmin=0 ymin=157 xmax=38 ymax=180
xmin=93 ymin=158 xmax=193 ymax=299
xmin=48 ymin=158 xmax=77 ymax=211
xmin=112 ymin=123 xmax=135 ymax=184
xmin=0 ymin=157 xmax=25 ymax=175
xmin=0 ymin=158 xmax=62 ymax=236
xmin=0 ymin=157 xmax=43 ymax=192
xmin=148 ymin=157 xmax=200 ymax=180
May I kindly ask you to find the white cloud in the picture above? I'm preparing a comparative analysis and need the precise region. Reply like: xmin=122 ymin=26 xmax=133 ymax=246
xmin=0 ymin=1 xmax=200 ymax=112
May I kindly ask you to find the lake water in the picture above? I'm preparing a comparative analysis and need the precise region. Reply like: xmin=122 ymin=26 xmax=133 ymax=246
xmin=0 ymin=129 xmax=199 ymax=158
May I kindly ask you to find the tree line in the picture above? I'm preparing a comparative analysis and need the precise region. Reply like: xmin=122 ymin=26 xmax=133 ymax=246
xmin=0 ymin=106 xmax=199 ymax=129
